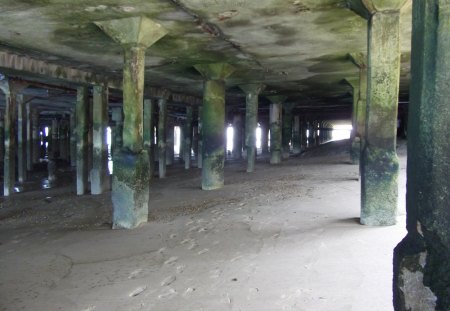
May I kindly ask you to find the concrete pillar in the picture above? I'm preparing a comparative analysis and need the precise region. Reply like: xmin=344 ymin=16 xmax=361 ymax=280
xmin=17 ymin=95 xmax=27 ymax=183
xmin=314 ymin=121 xmax=320 ymax=146
xmin=166 ymin=121 xmax=174 ymax=166
xmin=58 ymin=119 xmax=68 ymax=161
xmin=345 ymin=77 xmax=360 ymax=164
xmin=394 ymin=1 xmax=450 ymax=309
xmin=240 ymin=84 xmax=265 ymax=172
xmin=192 ymin=125 xmax=199 ymax=161
xmin=184 ymin=106 xmax=193 ymax=169
xmin=91 ymin=85 xmax=110 ymax=195
xmin=0 ymin=110 xmax=4 ymax=165
xmin=69 ymin=111 xmax=76 ymax=167
xmin=282 ymin=103 xmax=295 ymax=159
xmin=300 ymin=118 xmax=307 ymax=151
xmin=194 ymin=63 xmax=235 ymax=190
xmin=292 ymin=115 xmax=301 ymax=154
xmin=158 ymin=98 xmax=167 ymax=177
xmin=197 ymin=106 xmax=203 ymax=168
xmin=143 ymin=99 xmax=155 ymax=179
xmin=76 ymin=86 xmax=89 ymax=195
xmin=232 ymin=113 xmax=243 ymax=160
xmin=96 ymin=16 xmax=167 ymax=229
xmin=49 ymin=118 xmax=59 ymax=160
xmin=267 ymin=96 xmax=287 ymax=164
xmin=26 ymin=102 xmax=32 ymax=171
xmin=353 ymin=1 xmax=407 ymax=226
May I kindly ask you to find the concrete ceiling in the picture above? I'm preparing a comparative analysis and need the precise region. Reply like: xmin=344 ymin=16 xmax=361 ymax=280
xmin=0 ymin=0 xmax=412 ymax=115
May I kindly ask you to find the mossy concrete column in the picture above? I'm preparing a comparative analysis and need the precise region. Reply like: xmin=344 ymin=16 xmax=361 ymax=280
xmin=91 ymin=85 xmax=110 ymax=195
xmin=240 ymin=84 xmax=265 ymax=173
xmin=158 ymin=98 xmax=168 ymax=177
xmin=197 ymin=106 xmax=203 ymax=168
xmin=232 ymin=113 xmax=243 ymax=160
xmin=394 ymin=1 xmax=450 ymax=309
xmin=143 ymin=99 xmax=155 ymax=178
xmin=351 ymin=1 xmax=408 ymax=226
xmin=292 ymin=115 xmax=301 ymax=154
xmin=282 ymin=103 xmax=295 ymax=159
xmin=96 ymin=16 xmax=167 ymax=229
xmin=267 ymin=96 xmax=286 ymax=164
xmin=17 ymin=95 xmax=27 ymax=183
xmin=184 ymin=106 xmax=193 ymax=169
xmin=194 ymin=63 xmax=235 ymax=190
xmin=76 ymin=86 xmax=89 ymax=195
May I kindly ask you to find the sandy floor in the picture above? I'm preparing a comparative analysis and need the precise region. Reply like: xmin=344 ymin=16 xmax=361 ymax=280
xmin=0 ymin=140 xmax=407 ymax=311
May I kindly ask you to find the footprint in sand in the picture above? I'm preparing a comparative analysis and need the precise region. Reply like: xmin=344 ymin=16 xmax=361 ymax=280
xmin=129 ymin=286 xmax=147 ymax=297
xmin=197 ymin=249 xmax=209 ymax=255
xmin=128 ymin=269 xmax=143 ymax=279
xmin=158 ymin=288 xmax=177 ymax=299
xmin=209 ymin=268 xmax=221 ymax=279
xmin=176 ymin=265 xmax=185 ymax=274
xmin=164 ymin=257 xmax=178 ymax=266
xmin=188 ymin=242 xmax=198 ymax=250
xmin=160 ymin=275 xmax=176 ymax=287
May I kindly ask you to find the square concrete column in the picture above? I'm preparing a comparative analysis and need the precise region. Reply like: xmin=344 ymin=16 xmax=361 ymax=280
xmin=166 ymin=121 xmax=174 ymax=166
xmin=350 ymin=0 xmax=408 ymax=226
xmin=194 ymin=63 xmax=235 ymax=190
xmin=91 ymin=85 xmax=110 ymax=195
xmin=143 ymin=99 xmax=155 ymax=179
xmin=0 ymin=110 xmax=4 ymax=165
xmin=282 ymin=103 xmax=295 ymax=159
xmin=232 ymin=113 xmax=243 ymax=160
xmin=267 ymin=96 xmax=287 ymax=164
xmin=96 ymin=16 xmax=168 ymax=229
xmin=260 ymin=117 xmax=269 ymax=155
xmin=344 ymin=77 xmax=361 ymax=164
xmin=69 ymin=111 xmax=76 ymax=167
xmin=17 ymin=95 xmax=27 ymax=183
xmin=111 ymin=107 xmax=123 ymax=157
xmin=394 ymin=1 xmax=450 ymax=309
xmin=184 ymin=106 xmax=193 ymax=169
xmin=76 ymin=86 xmax=89 ymax=195
xmin=158 ymin=98 xmax=168 ymax=177
xmin=240 ymin=84 xmax=265 ymax=172
xmin=292 ymin=115 xmax=301 ymax=154
xmin=26 ymin=102 xmax=32 ymax=171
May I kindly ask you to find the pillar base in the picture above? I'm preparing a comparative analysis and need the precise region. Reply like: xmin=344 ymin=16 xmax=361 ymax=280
xmin=201 ymin=150 xmax=224 ymax=190
xmin=351 ymin=138 xmax=361 ymax=165
xmin=361 ymin=147 xmax=398 ymax=226
xmin=270 ymin=151 xmax=282 ymax=165
xmin=112 ymin=150 xmax=150 ymax=229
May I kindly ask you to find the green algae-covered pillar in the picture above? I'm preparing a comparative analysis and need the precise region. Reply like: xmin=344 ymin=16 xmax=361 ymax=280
xmin=240 ymin=84 xmax=265 ymax=172
xmin=197 ymin=106 xmax=203 ymax=168
xmin=184 ymin=106 xmax=193 ymax=169
xmin=194 ymin=63 xmax=235 ymax=190
xmin=394 ymin=1 xmax=450 ymax=309
xmin=282 ymin=102 xmax=296 ymax=159
xmin=95 ymin=17 xmax=168 ymax=229
xmin=350 ymin=0 xmax=408 ymax=226
xmin=17 ymin=95 xmax=27 ymax=183
xmin=158 ymin=98 xmax=168 ymax=177
xmin=267 ymin=96 xmax=287 ymax=165
xmin=91 ymin=85 xmax=110 ymax=194
xmin=143 ymin=99 xmax=155 ymax=179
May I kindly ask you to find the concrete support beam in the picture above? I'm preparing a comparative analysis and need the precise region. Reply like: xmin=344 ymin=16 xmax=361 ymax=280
xmin=91 ymin=85 xmax=110 ymax=195
xmin=96 ymin=16 xmax=167 ymax=229
xmin=158 ymin=98 xmax=167 ymax=178
xmin=357 ymin=1 xmax=407 ymax=226
xmin=267 ymin=96 xmax=287 ymax=165
xmin=394 ymin=1 xmax=450 ymax=309
xmin=282 ymin=103 xmax=296 ymax=159
xmin=17 ymin=95 xmax=27 ymax=183
xmin=184 ymin=106 xmax=193 ymax=169
xmin=240 ymin=84 xmax=265 ymax=173
xmin=194 ymin=63 xmax=235 ymax=190
xmin=232 ymin=114 xmax=243 ymax=160
xmin=76 ymin=86 xmax=89 ymax=195
xmin=143 ymin=99 xmax=155 ymax=179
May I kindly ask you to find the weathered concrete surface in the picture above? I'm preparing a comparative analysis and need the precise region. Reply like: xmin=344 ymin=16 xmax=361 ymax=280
xmin=158 ymin=98 xmax=167 ymax=178
xmin=359 ymin=2 xmax=407 ymax=226
xmin=194 ymin=63 xmax=235 ymax=190
xmin=267 ymin=96 xmax=286 ymax=165
xmin=143 ymin=99 xmax=155 ymax=178
xmin=394 ymin=1 xmax=450 ymax=310
xmin=184 ymin=106 xmax=193 ymax=169
xmin=17 ymin=95 xmax=27 ymax=183
xmin=282 ymin=102 xmax=296 ymax=159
